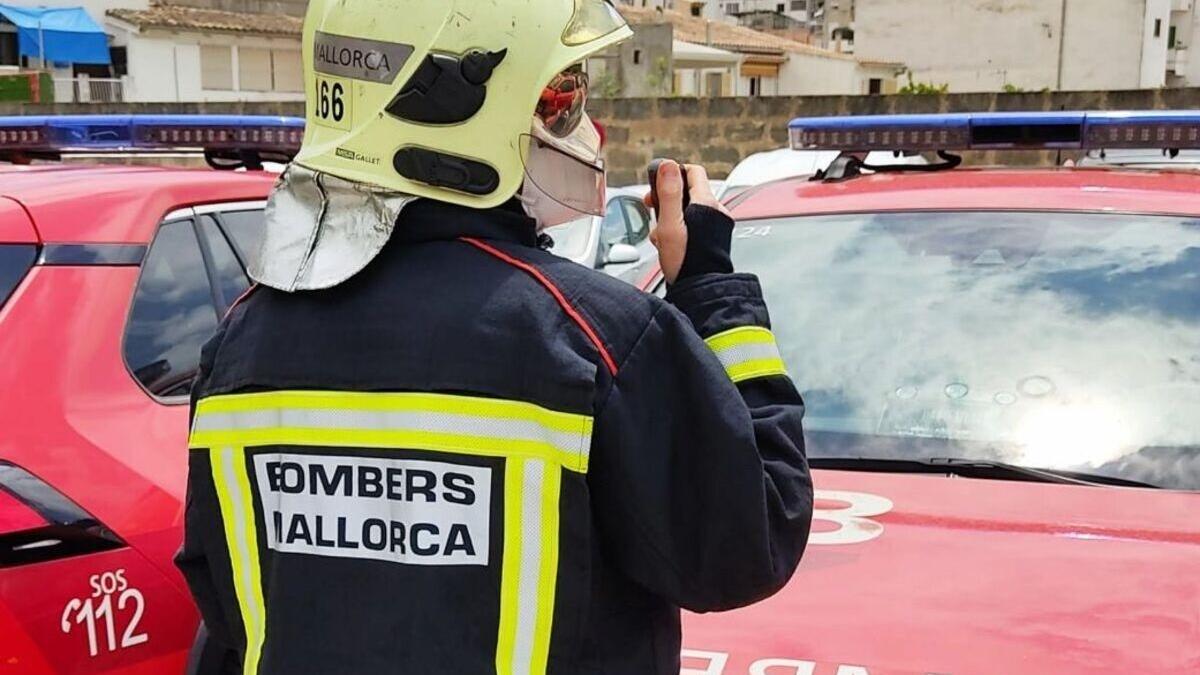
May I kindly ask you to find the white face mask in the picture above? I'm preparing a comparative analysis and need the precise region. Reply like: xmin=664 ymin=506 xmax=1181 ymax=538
xmin=518 ymin=113 xmax=607 ymax=230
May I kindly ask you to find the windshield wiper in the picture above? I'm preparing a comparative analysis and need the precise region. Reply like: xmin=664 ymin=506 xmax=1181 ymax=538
xmin=808 ymin=457 xmax=1161 ymax=489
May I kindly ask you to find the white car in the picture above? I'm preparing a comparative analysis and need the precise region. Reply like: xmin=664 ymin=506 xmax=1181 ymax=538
xmin=1077 ymin=147 xmax=1200 ymax=170
xmin=719 ymin=147 xmax=928 ymax=200
xmin=546 ymin=186 xmax=659 ymax=285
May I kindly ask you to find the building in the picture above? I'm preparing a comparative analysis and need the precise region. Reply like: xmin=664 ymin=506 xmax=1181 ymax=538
xmin=854 ymin=0 xmax=1174 ymax=92
xmin=811 ymin=0 xmax=854 ymax=50
xmin=1166 ymin=0 xmax=1200 ymax=86
xmin=616 ymin=5 xmax=896 ymax=96
xmin=106 ymin=5 xmax=302 ymax=102
xmin=0 ymin=1 xmax=135 ymax=102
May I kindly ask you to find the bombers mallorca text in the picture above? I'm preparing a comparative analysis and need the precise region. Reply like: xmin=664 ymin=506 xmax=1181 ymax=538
xmin=253 ymin=454 xmax=493 ymax=566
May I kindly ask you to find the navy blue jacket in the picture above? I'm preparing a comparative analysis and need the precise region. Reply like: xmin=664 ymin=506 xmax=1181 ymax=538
xmin=177 ymin=198 xmax=812 ymax=674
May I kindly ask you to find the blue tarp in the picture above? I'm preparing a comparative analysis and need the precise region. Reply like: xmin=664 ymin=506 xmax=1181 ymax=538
xmin=0 ymin=5 xmax=110 ymax=65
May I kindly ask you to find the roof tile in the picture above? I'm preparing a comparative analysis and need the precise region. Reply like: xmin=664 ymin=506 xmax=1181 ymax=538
xmin=107 ymin=5 xmax=302 ymax=36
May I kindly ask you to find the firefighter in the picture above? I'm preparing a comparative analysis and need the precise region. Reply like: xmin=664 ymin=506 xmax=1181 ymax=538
xmin=176 ymin=1 xmax=813 ymax=673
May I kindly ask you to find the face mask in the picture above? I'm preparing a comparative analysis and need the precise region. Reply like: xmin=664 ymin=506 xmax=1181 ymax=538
xmin=518 ymin=113 xmax=606 ymax=230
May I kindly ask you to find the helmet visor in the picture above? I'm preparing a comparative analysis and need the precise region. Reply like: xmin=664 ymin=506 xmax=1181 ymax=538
xmin=536 ymin=66 xmax=589 ymax=138
xmin=520 ymin=131 xmax=606 ymax=217
xmin=562 ymin=0 xmax=628 ymax=46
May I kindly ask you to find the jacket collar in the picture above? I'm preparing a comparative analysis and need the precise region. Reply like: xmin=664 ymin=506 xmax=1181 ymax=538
xmin=392 ymin=197 xmax=538 ymax=247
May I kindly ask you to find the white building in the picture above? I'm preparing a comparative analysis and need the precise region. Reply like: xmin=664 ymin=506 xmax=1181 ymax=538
xmin=854 ymin=0 xmax=1175 ymax=92
xmin=619 ymin=5 xmax=898 ymax=96
xmin=1166 ymin=0 xmax=1200 ymax=86
xmin=105 ymin=5 xmax=303 ymax=102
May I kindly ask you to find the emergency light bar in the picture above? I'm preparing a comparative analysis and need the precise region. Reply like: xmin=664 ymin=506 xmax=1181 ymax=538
xmin=789 ymin=111 xmax=1200 ymax=153
xmin=0 ymin=114 xmax=304 ymax=161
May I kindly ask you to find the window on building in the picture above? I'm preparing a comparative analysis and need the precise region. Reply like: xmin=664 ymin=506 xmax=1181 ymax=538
xmin=726 ymin=2 xmax=739 ymax=14
xmin=272 ymin=50 xmax=303 ymax=92
xmin=1169 ymin=25 xmax=1178 ymax=48
xmin=776 ymin=3 xmax=785 ymax=11
xmin=1154 ymin=18 xmax=1162 ymax=38
xmin=706 ymin=71 xmax=724 ymax=96
xmin=749 ymin=76 xmax=761 ymax=96
xmin=633 ymin=49 xmax=642 ymax=65
xmin=109 ymin=46 xmax=127 ymax=77
xmin=791 ymin=0 xmax=807 ymax=10
xmin=200 ymin=45 xmax=234 ymax=90
xmin=0 ymin=30 xmax=18 ymax=67
xmin=239 ymin=47 xmax=272 ymax=91
xmin=691 ymin=3 xmax=702 ymax=16
xmin=868 ymin=77 xmax=882 ymax=94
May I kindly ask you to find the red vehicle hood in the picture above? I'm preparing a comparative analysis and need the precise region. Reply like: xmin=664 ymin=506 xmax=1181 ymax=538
xmin=682 ymin=469 xmax=1200 ymax=675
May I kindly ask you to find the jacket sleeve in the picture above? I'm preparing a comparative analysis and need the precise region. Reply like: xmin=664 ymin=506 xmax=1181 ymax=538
xmin=589 ymin=267 xmax=813 ymax=613
xmin=175 ymin=323 xmax=242 ymax=675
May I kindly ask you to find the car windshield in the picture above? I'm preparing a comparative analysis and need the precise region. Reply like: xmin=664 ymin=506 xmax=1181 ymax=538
xmin=733 ymin=210 xmax=1200 ymax=490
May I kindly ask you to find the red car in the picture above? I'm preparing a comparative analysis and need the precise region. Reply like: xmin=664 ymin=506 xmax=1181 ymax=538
xmin=655 ymin=113 xmax=1200 ymax=674
xmin=1 ymin=162 xmax=277 ymax=673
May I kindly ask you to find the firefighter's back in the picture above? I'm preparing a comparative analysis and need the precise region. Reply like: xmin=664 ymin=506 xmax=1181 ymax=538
xmin=184 ymin=199 xmax=666 ymax=674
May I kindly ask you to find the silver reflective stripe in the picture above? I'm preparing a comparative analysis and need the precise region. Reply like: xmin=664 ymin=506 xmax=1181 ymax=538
xmin=194 ymin=408 xmax=589 ymax=466
xmin=511 ymin=460 xmax=544 ymax=674
xmin=710 ymin=340 xmax=783 ymax=373
xmin=212 ymin=446 xmax=266 ymax=674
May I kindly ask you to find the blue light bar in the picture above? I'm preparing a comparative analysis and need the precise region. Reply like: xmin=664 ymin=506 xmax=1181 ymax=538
xmin=0 ymin=114 xmax=304 ymax=155
xmin=789 ymin=111 xmax=1200 ymax=153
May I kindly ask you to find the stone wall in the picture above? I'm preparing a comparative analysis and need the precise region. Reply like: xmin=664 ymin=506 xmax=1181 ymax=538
xmin=588 ymin=87 xmax=1200 ymax=184
xmin=6 ymin=88 xmax=1200 ymax=184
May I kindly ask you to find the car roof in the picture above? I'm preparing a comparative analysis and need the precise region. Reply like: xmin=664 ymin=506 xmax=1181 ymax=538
xmin=1 ymin=164 xmax=276 ymax=244
xmin=730 ymin=166 xmax=1200 ymax=220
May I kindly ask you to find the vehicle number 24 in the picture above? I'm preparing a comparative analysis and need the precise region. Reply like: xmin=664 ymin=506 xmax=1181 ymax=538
xmin=810 ymin=490 xmax=894 ymax=545
xmin=60 ymin=569 xmax=148 ymax=657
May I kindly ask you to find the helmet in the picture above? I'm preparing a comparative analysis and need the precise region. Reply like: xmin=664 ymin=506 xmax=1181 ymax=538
xmin=294 ymin=0 xmax=632 ymax=209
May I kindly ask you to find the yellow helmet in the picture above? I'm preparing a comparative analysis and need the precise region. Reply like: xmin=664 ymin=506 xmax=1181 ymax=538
xmin=294 ymin=0 xmax=632 ymax=209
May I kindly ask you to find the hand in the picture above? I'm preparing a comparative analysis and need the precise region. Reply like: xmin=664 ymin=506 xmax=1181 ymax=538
xmin=644 ymin=161 xmax=731 ymax=285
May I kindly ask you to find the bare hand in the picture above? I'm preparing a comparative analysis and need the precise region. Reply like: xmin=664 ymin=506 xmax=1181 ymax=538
xmin=644 ymin=161 xmax=731 ymax=285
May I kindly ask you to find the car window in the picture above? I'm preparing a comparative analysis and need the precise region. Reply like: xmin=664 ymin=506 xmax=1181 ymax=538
xmin=0 ymin=244 xmax=36 ymax=308
xmin=599 ymin=200 xmax=628 ymax=247
xmin=733 ymin=210 xmax=1200 ymax=490
xmin=198 ymin=215 xmax=250 ymax=310
xmin=620 ymin=199 xmax=652 ymax=244
xmin=218 ymin=209 xmax=266 ymax=265
xmin=123 ymin=219 xmax=220 ymax=398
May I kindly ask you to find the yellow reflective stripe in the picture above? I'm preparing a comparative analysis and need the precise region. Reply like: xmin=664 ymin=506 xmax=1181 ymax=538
xmin=726 ymin=358 xmax=789 ymax=384
xmin=529 ymin=466 xmax=561 ymax=675
xmin=191 ymin=391 xmax=592 ymax=473
xmin=190 ymin=427 xmax=588 ymax=474
xmin=705 ymin=326 xmax=789 ymax=383
xmin=210 ymin=447 xmax=266 ymax=675
xmin=704 ymin=325 xmax=776 ymax=352
xmin=196 ymin=391 xmax=590 ymax=435
xmin=496 ymin=459 xmax=560 ymax=675
xmin=495 ymin=459 xmax=523 ymax=674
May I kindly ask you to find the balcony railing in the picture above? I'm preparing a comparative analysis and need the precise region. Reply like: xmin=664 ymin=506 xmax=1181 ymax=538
xmin=53 ymin=77 xmax=126 ymax=103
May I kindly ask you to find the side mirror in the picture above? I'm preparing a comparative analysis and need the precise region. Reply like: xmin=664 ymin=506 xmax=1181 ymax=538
xmin=604 ymin=243 xmax=641 ymax=266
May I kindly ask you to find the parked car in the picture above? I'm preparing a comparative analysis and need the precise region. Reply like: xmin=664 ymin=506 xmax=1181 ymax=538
xmin=0 ymin=115 xmax=290 ymax=673
xmin=546 ymin=185 xmax=658 ymax=285
xmin=718 ymin=147 xmax=928 ymax=201
xmin=638 ymin=111 xmax=1200 ymax=675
